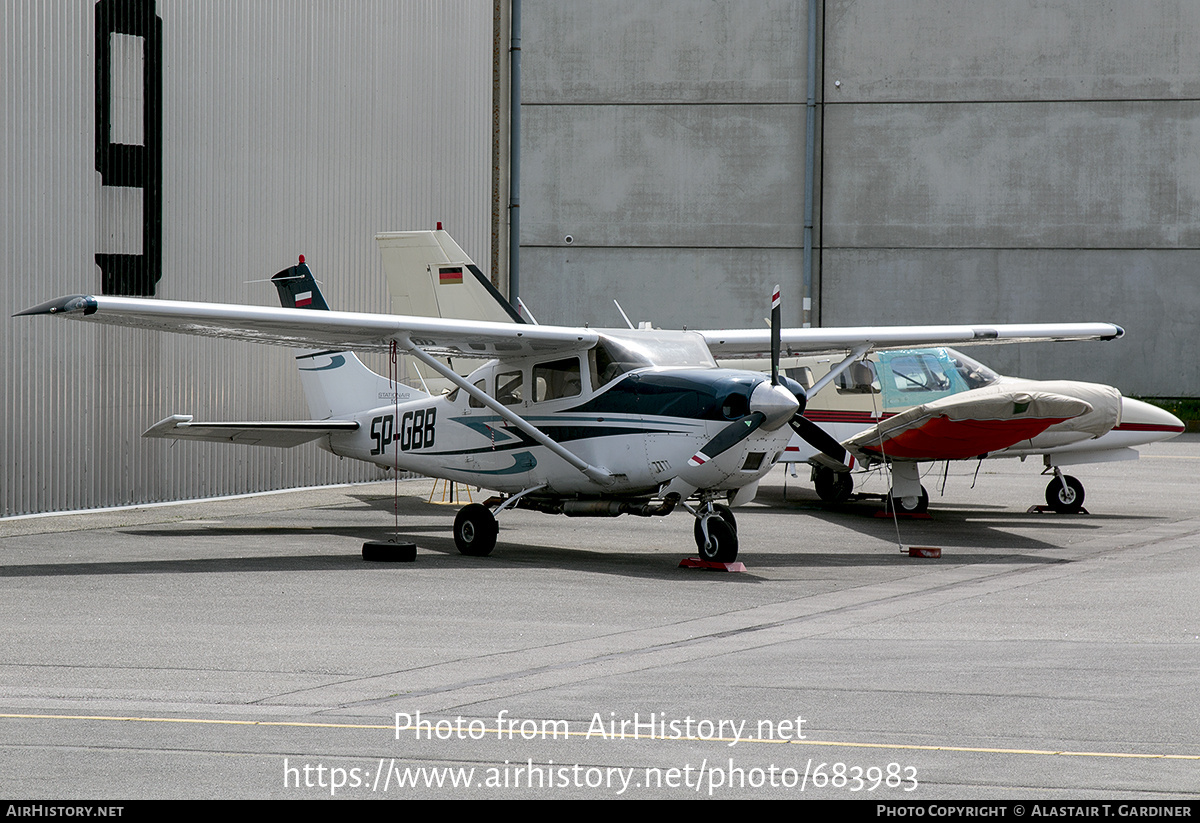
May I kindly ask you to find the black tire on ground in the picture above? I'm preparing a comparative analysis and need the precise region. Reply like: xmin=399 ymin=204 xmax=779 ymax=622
xmin=814 ymin=467 xmax=854 ymax=503
xmin=454 ymin=504 xmax=498 ymax=556
xmin=694 ymin=516 xmax=739 ymax=563
xmin=1045 ymin=475 xmax=1085 ymax=513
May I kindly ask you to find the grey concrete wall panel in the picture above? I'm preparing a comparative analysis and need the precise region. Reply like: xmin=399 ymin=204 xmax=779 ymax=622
xmin=2 ymin=1 xmax=491 ymax=517
xmin=523 ymin=104 xmax=805 ymax=249
xmin=522 ymin=247 xmax=804 ymax=330
xmin=524 ymin=0 xmax=808 ymax=104
xmin=823 ymin=101 xmax=1200 ymax=249
xmin=821 ymin=249 xmax=1199 ymax=396
xmin=825 ymin=0 xmax=1200 ymax=103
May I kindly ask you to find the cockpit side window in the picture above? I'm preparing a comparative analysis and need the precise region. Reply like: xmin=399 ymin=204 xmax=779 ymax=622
xmin=877 ymin=349 xmax=964 ymax=409
xmin=496 ymin=370 xmax=523 ymax=406
xmin=469 ymin=378 xmax=488 ymax=408
xmin=534 ymin=357 xmax=583 ymax=402
xmin=888 ymin=353 xmax=952 ymax=394
xmin=590 ymin=341 xmax=639 ymax=389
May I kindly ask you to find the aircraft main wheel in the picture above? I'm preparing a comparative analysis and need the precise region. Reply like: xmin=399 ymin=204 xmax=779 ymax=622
xmin=454 ymin=504 xmax=498 ymax=556
xmin=887 ymin=486 xmax=929 ymax=514
xmin=1045 ymin=475 xmax=1085 ymax=513
xmin=814 ymin=467 xmax=853 ymax=503
xmin=695 ymin=517 xmax=739 ymax=563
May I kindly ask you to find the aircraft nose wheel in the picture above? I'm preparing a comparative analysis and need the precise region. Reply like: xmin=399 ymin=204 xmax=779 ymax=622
xmin=886 ymin=486 xmax=929 ymax=515
xmin=1045 ymin=475 xmax=1085 ymax=514
xmin=694 ymin=515 xmax=739 ymax=563
xmin=454 ymin=503 xmax=498 ymax=556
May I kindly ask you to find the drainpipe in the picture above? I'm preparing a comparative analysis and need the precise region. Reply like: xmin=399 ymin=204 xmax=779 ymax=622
xmin=802 ymin=0 xmax=817 ymax=327
xmin=508 ymin=0 xmax=521 ymax=309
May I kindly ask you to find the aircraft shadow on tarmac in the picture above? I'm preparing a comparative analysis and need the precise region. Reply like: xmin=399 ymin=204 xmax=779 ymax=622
xmin=1 ymin=485 xmax=1163 ymax=581
xmin=750 ymin=483 xmax=1161 ymax=554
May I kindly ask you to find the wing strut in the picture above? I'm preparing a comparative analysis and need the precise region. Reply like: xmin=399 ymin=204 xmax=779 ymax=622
xmin=806 ymin=343 xmax=873 ymax=399
xmin=400 ymin=338 xmax=616 ymax=486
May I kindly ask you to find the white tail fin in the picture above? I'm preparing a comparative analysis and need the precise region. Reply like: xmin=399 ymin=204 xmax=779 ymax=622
xmin=294 ymin=350 xmax=425 ymax=419
xmin=271 ymin=258 xmax=428 ymax=419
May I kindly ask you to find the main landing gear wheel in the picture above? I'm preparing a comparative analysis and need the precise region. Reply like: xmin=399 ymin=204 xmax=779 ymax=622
xmin=1045 ymin=475 xmax=1085 ymax=514
xmin=886 ymin=486 xmax=929 ymax=514
xmin=695 ymin=516 xmax=739 ymax=563
xmin=813 ymin=467 xmax=853 ymax=503
xmin=454 ymin=503 xmax=498 ymax=556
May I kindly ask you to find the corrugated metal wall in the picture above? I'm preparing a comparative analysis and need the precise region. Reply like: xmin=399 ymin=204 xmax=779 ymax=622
xmin=2 ymin=1 xmax=493 ymax=516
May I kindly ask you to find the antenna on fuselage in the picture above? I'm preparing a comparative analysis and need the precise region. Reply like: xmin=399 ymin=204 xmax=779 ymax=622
xmin=517 ymin=297 xmax=540 ymax=325
xmin=613 ymin=300 xmax=635 ymax=330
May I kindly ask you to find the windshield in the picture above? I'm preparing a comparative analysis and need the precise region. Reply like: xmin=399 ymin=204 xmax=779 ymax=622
xmin=946 ymin=348 xmax=1001 ymax=390
xmin=591 ymin=330 xmax=716 ymax=388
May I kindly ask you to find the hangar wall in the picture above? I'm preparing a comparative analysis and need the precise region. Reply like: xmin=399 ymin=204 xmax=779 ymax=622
xmin=519 ymin=0 xmax=813 ymax=330
xmin=1 ymin=1 xmax=492 ymax=517
xmin=519 ymin=0 xmax=1198 ymax=396
xmin=820 ymin=0 xmax=1200 ymax=393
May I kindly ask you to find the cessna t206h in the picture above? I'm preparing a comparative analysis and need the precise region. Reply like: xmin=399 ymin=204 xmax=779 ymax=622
xmin=18 ymin=235 xmax=1126 ymax=562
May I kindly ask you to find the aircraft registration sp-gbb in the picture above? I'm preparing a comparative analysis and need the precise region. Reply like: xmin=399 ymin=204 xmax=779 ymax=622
xmin=19 ymin=240 xmax=1125 ymax=563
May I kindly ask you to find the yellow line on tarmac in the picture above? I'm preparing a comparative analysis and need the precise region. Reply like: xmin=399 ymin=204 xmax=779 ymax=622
xmin=3 ymin=713 xmax=1197 ymax=761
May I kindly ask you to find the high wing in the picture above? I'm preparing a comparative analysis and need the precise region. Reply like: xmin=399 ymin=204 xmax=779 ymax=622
xmin=702 ymin=322 xmax=1124 ymax=358
xmin=16 ymin=294 xmax=596 ymax=358
xmin=19 ymin=295 xmax=1122 ymax=360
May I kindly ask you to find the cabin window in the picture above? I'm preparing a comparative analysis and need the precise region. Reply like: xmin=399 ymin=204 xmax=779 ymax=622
xmin=784 ymin=366 xmax=814 ymax=389
xmin=834 ymin=360 xmax=879 ymax=394
xmin=496 ymin=370 xmax=523 ymax=406
xmin=534 ymin=357 xmax=583 ymax=402
xmin=877 ymin=349 xmax=963 ymax=409
xmin=590 ymin=341 xmax=638 ymax=389
xmin=469 ymin=379 xmax=487 ymax=408
xmin=887 ymin=353 xmax=952 ymax=394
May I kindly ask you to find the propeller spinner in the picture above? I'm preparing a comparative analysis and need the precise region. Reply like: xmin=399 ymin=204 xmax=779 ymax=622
xmin=689 ymin=285 xmax=853 ymax=471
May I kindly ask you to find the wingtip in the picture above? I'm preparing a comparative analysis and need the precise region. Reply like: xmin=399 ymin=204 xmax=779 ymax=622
xmin=13 ymin=295 xmax=98 ymax=318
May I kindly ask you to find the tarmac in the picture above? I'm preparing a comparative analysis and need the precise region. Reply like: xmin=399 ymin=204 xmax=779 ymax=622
xmin=1 ymin=435 xmax=1198 ymax=799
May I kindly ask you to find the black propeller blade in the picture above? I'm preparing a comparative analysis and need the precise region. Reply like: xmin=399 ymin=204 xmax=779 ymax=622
xmin=688 ymin=411 xmax=766 ymax=467
xmin=790 ymin=414 xmax=853 ymax=471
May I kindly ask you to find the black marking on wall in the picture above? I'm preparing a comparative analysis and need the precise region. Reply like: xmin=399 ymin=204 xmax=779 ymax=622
xmin=95 ymin=0 xmax=163 ymax=296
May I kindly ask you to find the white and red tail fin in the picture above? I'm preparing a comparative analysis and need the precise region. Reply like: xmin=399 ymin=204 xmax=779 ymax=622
xmin=271 ymin=257 xmax=426 ymax=419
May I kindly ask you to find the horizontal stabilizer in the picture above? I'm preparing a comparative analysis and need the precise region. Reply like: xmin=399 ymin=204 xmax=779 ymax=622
xmin=143 ymin=414 xmax=358 ymax=448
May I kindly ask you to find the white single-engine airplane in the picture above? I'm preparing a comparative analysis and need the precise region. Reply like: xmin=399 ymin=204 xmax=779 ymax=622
xmin=372 ymin=231 xmax=1185 ymax=517
xmin=19 ymin=239 xmax=1127 ymax=562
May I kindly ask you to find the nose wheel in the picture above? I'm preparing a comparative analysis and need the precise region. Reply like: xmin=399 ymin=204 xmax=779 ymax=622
xmin=885 ymin=486 xmax=929 ymax=515
xmin=693 ymin=503 xmax=739 ymax=562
